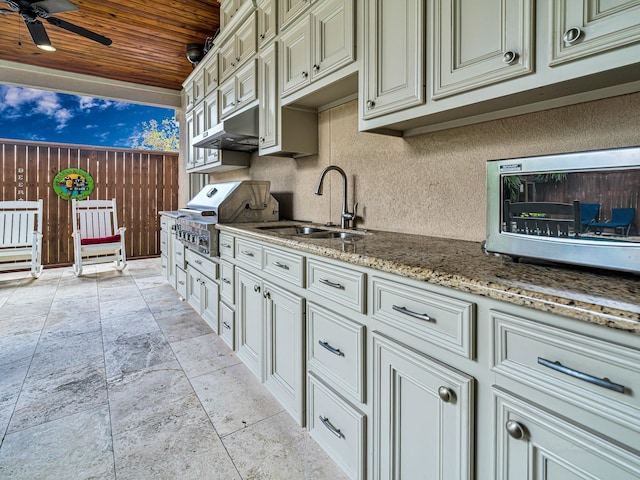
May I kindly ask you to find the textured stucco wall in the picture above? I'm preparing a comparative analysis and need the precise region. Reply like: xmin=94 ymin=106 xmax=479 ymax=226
xmin=209 ymin=93 xmax=640 ymax=242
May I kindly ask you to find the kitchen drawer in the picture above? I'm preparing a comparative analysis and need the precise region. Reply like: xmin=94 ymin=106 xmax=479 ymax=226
xmin=307 ymin=259 xmax=366 ymax=313
xmin=220 ymin=300 xmax=235 ymax=350
xmin=220 ymin=259 xmax=235 ymax=304
xmin=263 ymin=245 xmax=305 ymax=287
xmin=235 ymin=237 xmax=262 ymax=269
xmin=160 ymin=216 xmax=170 ymax=231
xmin=174 ymin=241 xmax=186 ymax=269
xmin=176 ymin=267 xmax=187 ymax=298
xmin=307 ymin=302 xmax=365 ymax=404
xmin=185 ymin=248 xmax=219 ymax=280
xmin=371 ymin=276 xmax=475 ymax=359
xmin=219 ymin=232 xmax=235 ymax=259
xmin=492 ymin=310 xmax=640 ymax=443
xmin=307 ymin=374 xmax=365 ymax=480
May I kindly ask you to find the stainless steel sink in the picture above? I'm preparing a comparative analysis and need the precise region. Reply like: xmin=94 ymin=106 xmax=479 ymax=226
xmin=256 ymin=225 xmax=365 ymax=240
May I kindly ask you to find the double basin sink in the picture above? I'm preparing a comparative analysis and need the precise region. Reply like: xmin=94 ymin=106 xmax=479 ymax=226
xmin=257 ymin=225 xmax=365 ymax=240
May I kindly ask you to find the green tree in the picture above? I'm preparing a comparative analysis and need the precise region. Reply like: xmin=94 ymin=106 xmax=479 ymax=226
xmin=132 ymin=118 xmax=179 ymax=151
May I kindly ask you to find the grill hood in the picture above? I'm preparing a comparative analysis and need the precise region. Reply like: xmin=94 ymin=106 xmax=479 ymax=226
xmin=193 ymin=107 xmax=259 ymax=152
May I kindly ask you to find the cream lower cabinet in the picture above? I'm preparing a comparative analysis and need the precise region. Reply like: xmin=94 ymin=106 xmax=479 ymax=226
xmin=160 ymin=215 xmax=176 ymax=286
xmin=264 ymin=281 xmax=305 ymax=424
xmin=236 ymin=267 xmax=264 ymax=379
xmin=372 ymin=332 xmax=474 ymax=480
xmin=186 ymin=250 xmax=220 ymax=333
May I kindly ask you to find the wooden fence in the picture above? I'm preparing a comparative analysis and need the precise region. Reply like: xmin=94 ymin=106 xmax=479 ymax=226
xmin=0 ymin=140 xmax=180 ymax=267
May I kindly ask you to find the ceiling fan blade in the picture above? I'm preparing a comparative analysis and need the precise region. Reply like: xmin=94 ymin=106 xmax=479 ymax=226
xmin=25 ymin=18 xmax=52 ymax=46
xmin=30 ymin=0 xmax=78 ymax=15
xmin=0 ymin=8 xmax=16 ymax=14
xmin=44 ymin=16 xmax=112 ymax=45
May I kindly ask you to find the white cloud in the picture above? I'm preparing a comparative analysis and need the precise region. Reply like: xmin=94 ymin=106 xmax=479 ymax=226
xmin=78 ymin=96 xmax=129 ymax=111
xmin=0 ymin=85 xmax=72 ymax=130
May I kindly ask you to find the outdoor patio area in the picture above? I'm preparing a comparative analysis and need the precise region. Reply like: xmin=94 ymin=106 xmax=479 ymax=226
xmin=0 ymin=258 xmax=347 ymax=480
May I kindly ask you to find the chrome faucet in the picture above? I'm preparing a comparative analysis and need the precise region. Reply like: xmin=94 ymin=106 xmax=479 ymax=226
xmin=314 ymin=165 xmax=357 ymax=229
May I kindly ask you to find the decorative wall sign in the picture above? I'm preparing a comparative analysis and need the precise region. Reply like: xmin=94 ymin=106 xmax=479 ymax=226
xmin=52 ymin=168 xmax=95 ymax=200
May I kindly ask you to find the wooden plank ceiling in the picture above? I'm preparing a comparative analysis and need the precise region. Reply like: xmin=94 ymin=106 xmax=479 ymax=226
xmin=0 ymin=0 xmax=220 ymax=91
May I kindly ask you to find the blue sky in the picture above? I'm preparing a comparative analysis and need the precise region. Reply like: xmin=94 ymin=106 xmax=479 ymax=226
xmin=0 ymin=84 xmax=176 ymax=148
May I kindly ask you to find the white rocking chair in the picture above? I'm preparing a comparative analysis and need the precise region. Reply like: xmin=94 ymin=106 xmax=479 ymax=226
xmin=71 ymin=198 xmax=127 ymax=276
xmin=0 ymin=200 xmax=44 ymax=278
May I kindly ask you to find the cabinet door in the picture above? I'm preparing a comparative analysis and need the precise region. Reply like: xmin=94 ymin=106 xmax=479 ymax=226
xmin=280 ymin=18 xmax=311 ymax=96
xmin=235 ymin=60 xmax=258 ymax=109
xmin=193 ymin=103 xmax=206 ymax=167
xmin=373 ymin=333 xmax=474 ymax=480
xmin=220 ymin=301 xmax=235 ymax=350
xmin=184 ymin=111 xmax=195 ymax=171
xmin=494 ymin=388 xmax=640 ymax=480
xmin=264 ymin=281 xmax=305 ymax=425
xmin=168 ymin=230 xmax=177 ymax=287
xmin=431 ymin=0 xmax=533 ymax=99
xmin=220 ymin=0 xmax=238 ymax=30
xmin=203 ymin=55 xmax=219 ymax=96
xmin=279 ymin=0 xmax=310 ymax=30
xmin=257 ymin=0 xmax=277 ymax=48
xmin=219 ymin=39 xmax=237 ymax=82
xmin=186 ymin=264 xmax=203 ymax=314
xmin=204 ymin=95 xmax=219 ymax=164
xmin=362 ymin=0 xmax=425 ymax=119
xmin=236 ymin=14 xmax=258 ymax=67
xmin=201 ymin=275 xmax=219 ymax=334
xmin=311 ymin=0 xmax=355 ymax=82
xmin=259 ymin=42 xmax=278 ymax=149
xmin=219 ymin=77 xmax=237 ymax=119
xmin=551 ymin=0 xmax=640 ymax=65
xmin=236 ymin=268 xmax=264 ymax=380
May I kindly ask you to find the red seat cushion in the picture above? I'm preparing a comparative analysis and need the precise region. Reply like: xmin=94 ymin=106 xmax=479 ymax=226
xmin=81 ymin=234 xmax=121 ymax=246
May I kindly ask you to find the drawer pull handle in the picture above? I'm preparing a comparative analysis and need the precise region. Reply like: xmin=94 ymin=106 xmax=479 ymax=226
xmin=241 ymin=250 xmax=255 ymax=257
xmin=505 ymin=420 xmax=526 ymax=440
xmin=222 ymin=321 xmax=231 ymax=330
xmin=222 ymin=278 xmax=231 ymax=285
xmin=319 ymin=416 xmax=344 ymax=439
xmin=319 ymin=278 xmax=344 ymax=290
xmin=392 ymin=305 xmax=432 ymax=322
xmin=319 ymin=340 xmax=343 ymax=357
xmin=221 ymin=243 xmax=232 ymax=248
xmin=194 ymin=259 xmax=202 ymax=265
xmin=273 ymin=261 xmax=290 ymax=270
xmin=537 ymin=357 xmax=625 ymax=393
xmin=176 ymin=252 xmax=182 ymax=256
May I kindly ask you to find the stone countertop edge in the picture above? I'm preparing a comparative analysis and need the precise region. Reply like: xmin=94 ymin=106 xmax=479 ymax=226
xmin=159 ymin=210 xmax=182 ymax=219
xmin=217 ymin=222 xmax=640 ymax=334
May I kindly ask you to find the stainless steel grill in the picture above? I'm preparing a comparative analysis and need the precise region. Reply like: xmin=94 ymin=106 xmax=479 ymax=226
xmin=175 ymin=181 xmax=279 ymax=256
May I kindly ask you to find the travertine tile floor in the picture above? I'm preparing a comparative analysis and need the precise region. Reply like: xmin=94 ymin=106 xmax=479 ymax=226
xmin=0 ymin=258 xmax=348 ymax=480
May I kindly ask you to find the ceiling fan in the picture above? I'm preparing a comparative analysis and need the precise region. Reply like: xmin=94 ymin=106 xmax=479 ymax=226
xmin=0 ymin=0 xmax=112 ymax=51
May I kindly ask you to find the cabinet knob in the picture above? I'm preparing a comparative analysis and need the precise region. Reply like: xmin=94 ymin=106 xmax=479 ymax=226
xmin=259 ymin=137 xmax=265 ymax=143
xmin=313 ymin=64 xmax=320 ymax=72
xmin=254 ymin=284 xmax=261 ymax=292
xmin=502 ymin=51 xmax=518 ymax=65
xmin=366 ymin=100 xmax=375 ymax=109
xmin=505 ymin=420 xmax=526 ymax=440
xmin=563 ymin=27 xmax=582 ymax=44
xmin=302 ymin=71 xmax=309 ymax=78
xmin=263 ymin=291 xmax=270 ymax=299
xmin=437 ymin=386 xmax=455 ymax=403
xmin=236 ymin=57 xmax=241 ymax=62
xmin=260 ymin=33 xmax=265 ymax=39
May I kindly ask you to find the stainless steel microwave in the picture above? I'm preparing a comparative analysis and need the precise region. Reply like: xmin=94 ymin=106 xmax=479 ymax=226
xmin=485 ymin=147 xmax=640 ymax=274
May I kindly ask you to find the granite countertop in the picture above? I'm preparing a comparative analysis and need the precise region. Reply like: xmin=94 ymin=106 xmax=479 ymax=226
xmin=217 ymin=221 xmax=640 ymax=334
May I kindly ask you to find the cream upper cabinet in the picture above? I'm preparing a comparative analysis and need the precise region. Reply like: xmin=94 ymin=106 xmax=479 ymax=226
xmin=220 ymin=0 xmax=255 ymax=31
xmin=280 ymin=17 xmax=311 ymax=95
xmin=310 ymin=0 xmax=354 ymax=83
xmin=219 ymin=59 xmax=258 ymax=120
xmin=203 ymin=54 xmax=219 ymax=96
xmin=219 ymin=13 xmax=257 ymax=82
xmin=372 ymin=332 xmax=474 ymax=480
xmin=362 ymin=0 xmax=425 ymax=119
xmin=431 ymin=0 xmax=534 ymax=99
xmin=257 ymin=0 xmax=277 ymax=49
xmin=258 ymin=42 xmax=278 ymax=149
xmin=280 ymin=0 xmax=355 ymax=98
xmin=550 ymin=0 xmax=640 ymax=65
xmin=279 ymin=0 xmax=312 ymax=31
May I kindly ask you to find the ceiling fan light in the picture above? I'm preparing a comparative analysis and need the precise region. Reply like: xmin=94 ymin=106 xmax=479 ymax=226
xmin=37 ymin=43 xmax=56 ymax=51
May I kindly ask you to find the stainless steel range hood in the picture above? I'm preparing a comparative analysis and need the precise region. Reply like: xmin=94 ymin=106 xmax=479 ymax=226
xmin=193 ymin=107 xmax=259 ymax=152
